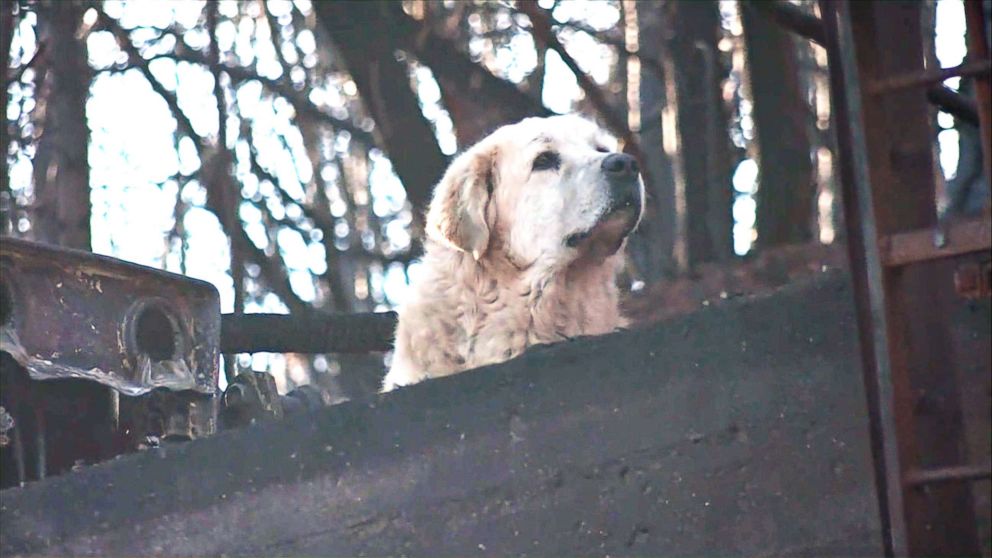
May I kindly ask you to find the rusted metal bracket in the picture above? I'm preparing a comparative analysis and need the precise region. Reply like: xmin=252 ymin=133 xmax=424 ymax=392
xmin=218 ymin=370 xmax=330 ymax=430
xmin=868 ymin=60 xmax=992 ymax=94
xmin=879 ymin=218 xmax=992 ymax=268
xmin=1 ymin=237 xmax=220 ymax=396
xmin=743 ymin=0 xmax=824 ymax=44
xmin=926 ymin=85 xmax=980 ymax=126
xmin=1 ymin=238 xmax=222 ymax=488
xmin=904 ymin=464 xmax=992 ymax=487
xmin=746 ymin=1 xmax=985 ymax=128
xmin=219 ymin=370 xmax=283 ymax=428
xmin=822 ymin=1 xmax=987 ymax=555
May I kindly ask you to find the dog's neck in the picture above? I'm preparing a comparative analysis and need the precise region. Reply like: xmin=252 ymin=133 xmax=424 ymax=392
xmin=524 ymin=255 xmax=627 ymax=343
xmin=385 ymin=241 xmax=628 ymax=389
xmin=426 ymin=243 xmax=626 ymax=344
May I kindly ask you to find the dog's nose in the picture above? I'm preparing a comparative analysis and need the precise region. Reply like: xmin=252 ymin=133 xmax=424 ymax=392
xmin=601 ymin=153 xmax=639 ymax=178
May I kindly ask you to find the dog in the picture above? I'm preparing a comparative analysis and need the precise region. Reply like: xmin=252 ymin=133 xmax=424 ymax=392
xmin=382 ymin=115 xmax=644 ymax=391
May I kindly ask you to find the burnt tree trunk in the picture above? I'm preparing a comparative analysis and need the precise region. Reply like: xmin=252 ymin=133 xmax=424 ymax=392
xmin=31 ymin=0 xmax=91 ymax=250
xmin=1 ymin=1 xmax=15 ymax=236
xmin=663 ymin=0 xmax=733 ymax=265
xmin=741 ymin=3 xmax=815 ymax=248
xmin=626 ymin=1 xmax=677 ymax=281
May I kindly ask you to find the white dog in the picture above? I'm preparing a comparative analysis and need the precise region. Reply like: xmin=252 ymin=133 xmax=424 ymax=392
xmin=382 ymin=115 xmax=644 ymax=391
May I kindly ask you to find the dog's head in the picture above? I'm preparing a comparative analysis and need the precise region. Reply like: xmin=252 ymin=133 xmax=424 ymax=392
xmin=425 ymin=115 xmax=644 ymax=270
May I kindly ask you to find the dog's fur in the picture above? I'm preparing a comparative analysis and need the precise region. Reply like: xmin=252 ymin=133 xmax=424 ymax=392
xmin=382 ymin=115 xmax=644 ymax=391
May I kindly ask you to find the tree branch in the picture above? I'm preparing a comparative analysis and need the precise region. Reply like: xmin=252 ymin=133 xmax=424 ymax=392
xmin=516 ymin=1 xmax=643 ymax=160
xmin=97 ymin=13 xmax=200 ymax=149
xmin=96 ymin=9 xmax=309 ymax=314
xmin=549 ymin=18 xmax=665 ymax=83
xmin=94 ymin=16 xmax=378 ymax=150
xmin=260 ymin=0 xmax=294 ymax=75
xmin=313 ymin=1 xmax=448 ymax=218
xmin=177 ymin=47 xmax=379 ymax=148
xmin=4 ymin=42 xmax=45 ymax=90
xmin=404 ymin=11 xmax=551 ymax=120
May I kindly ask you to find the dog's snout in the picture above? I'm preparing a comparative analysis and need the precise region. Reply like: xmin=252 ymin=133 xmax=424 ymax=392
xmin=601 ymin=153 xmax=639 ymax=178
xmin=602 ymin=153 xmax=642 ymax=214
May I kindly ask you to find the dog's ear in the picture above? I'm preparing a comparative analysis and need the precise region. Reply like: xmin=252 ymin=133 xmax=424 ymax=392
xmin=425 ymin=144 xmax=498 ymax=260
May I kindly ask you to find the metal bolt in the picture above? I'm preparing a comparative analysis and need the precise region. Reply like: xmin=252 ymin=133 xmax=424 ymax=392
xmin=223 ymin=383 xmax=247 ymax=408
xmin=932 ymin=226 xmax=947 ymax=249
xmin=954 ymin=261 xmax=991 ymax=299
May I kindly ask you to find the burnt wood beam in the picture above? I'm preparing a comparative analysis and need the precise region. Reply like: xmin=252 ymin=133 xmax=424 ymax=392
xmin=220 ymin=311 xmax=397 ymax=354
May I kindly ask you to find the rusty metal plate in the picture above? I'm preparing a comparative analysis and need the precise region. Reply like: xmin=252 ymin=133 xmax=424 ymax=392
xmin=879 ymin=217 xmax=992 ymax=268
xmin=0 ymin=238 xmax=219 ymax=396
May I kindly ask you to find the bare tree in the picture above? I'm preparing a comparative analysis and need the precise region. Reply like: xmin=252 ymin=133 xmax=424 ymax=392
xmin=31 ymin=0 xmax=92 ymax=250
xmin=741 ymin=2 xmax=815 ymax=248
xmin=1 ymin=0 xmax=15 ymax=236
xmin=630 ymin=0 xmax=678 ymax=280
xmin=661 ymin=0 xmax=734 ymax=265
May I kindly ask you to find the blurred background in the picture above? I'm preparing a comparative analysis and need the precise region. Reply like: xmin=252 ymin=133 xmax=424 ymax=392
xmin=0 ymin=0 xmax=984 ymax=397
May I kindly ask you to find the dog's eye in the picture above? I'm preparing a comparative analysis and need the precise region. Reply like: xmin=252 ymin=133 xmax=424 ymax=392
xmin=595 ymin=146 xmax=610 ymax=153
xmin=532 ymin=151 xmax=561 ymax=171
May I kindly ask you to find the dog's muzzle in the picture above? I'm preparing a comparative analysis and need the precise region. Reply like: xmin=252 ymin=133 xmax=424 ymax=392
xmin=564 ymin=153 xmax=643 ymax=255
xmin=601 ymin=153 xmax=642 ymax=218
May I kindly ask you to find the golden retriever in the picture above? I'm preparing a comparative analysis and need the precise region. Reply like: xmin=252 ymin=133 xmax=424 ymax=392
xmin=382 ymin=115 xmax=644 ymax=391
